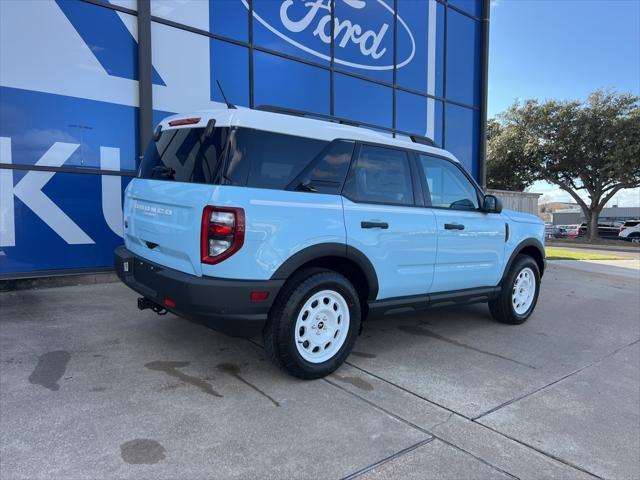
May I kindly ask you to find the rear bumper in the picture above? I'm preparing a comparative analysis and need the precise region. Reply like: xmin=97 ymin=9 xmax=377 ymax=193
xmin=113 ymin=246 xmax=283 ymax=337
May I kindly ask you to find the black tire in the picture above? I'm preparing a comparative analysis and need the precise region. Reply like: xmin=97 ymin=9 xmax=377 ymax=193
xmin=263 ymin=269 xmax=361 ymax=379
xmin=628 ymin=232 xmax=640 ymax=244
xmin=489 ymin=254 xmax=540 ymax=325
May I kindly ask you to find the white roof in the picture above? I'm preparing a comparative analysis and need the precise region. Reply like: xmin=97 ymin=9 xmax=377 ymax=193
xmin=159 ymin=106 xmax=459 ymax=163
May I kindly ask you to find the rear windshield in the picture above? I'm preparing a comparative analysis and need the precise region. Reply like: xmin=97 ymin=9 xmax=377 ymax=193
xmin=139 ymin=127 xmax=230 ymax=183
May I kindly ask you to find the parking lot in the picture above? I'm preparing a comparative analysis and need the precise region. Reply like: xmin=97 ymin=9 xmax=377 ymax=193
xmin=1 ymin=258 xmax=639 ymax=480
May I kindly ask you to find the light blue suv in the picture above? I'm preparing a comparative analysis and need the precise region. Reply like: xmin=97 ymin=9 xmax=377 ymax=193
xmin=114 ymin=106 xmax=545 ymax=379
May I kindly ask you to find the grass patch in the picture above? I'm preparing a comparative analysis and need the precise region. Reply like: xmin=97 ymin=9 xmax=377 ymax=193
xmin=545 ymin=248 xmax=624 ymax=261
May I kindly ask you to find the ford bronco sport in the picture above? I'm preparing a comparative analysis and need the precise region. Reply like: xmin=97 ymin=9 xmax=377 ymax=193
xmin=114 ymin=106 xmax=545 ymax=379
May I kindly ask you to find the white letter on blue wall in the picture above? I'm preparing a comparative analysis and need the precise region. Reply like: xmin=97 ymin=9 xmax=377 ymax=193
xmin=100 ymin=146 xmax=123 ymax=238
xmin=0 ymin=138 xmax=94 ymax=246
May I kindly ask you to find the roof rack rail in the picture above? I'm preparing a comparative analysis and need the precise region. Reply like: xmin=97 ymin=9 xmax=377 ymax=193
xmin=255 ymin=104 xmax=436 ymax=147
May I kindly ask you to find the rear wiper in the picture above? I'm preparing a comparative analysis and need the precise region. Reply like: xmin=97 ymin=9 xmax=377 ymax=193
xmin=151 ymin=165 xmax=175 ymax=179
xmin=295 ymin=179 xmax=317 ymax=192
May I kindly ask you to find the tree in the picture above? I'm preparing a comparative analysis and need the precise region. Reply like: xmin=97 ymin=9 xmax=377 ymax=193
xmin=487 ymin=90 xmax=640 ymax=239
xmin=486 ymin=118 xmax=536 ymax=191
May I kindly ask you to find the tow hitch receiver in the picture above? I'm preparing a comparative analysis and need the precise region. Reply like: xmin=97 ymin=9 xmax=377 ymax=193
xmin=137 ymin=297 xmax=167 ymax=315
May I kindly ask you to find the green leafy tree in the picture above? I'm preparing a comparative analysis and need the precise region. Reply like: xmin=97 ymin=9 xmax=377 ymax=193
xmin=486 ymin=118 xmax=536 ymax=191
xmin=487 ymin=90 xmax=640 ymax=239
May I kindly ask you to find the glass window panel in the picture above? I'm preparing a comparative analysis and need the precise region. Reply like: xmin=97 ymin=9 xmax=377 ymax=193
xmin=396 ymin=91 xmax=443 ymax=146
xmin=298 ymin=140 xmax=355 ymax=194
xmin=151 ymin=0 xmax=248 ymax=40
xmin=210 ymin=0 xmax=248 ymax=41
xmin=446 ymin=9 xmax=481 ymax=107
xmin=253 ymin=0 xmax=330 ymax=65
xmin=418 ymin=155 xmax=479 ymax=210
xmin=210 ymin=40 xmax=249 ymax=107
xmin=333 ymin=0 xmax=394 ymax=83
xmin=334 ymin=74 xmax=392 ymax=128
xmin=448 ymin=0 xmax=483 ymax=18
xmin=444 ymin=103 xmax=479 ymax=178
xmin=0 ymin=86 xmax=138 ymax=172
xmin=235 ymin=129 xmax=329 ymax=190
xmin=254 ymin=52 xmax=330 ymax=114
xmin=343 ymin=145 xmax=413 ymax=206
xmin=151 ymin=0 xmax=209 ymax=32
xmin=139 ymin=127 xmax=231 ymax=185
xmin=152 ymin=22 xmax=213 ymax=112
xmin=397 ymin=0 xmax=444 ymax=96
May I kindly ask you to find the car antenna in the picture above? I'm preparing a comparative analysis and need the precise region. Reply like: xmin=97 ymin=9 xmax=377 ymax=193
xmin=216 ymin=80 xmax=236 ymax=109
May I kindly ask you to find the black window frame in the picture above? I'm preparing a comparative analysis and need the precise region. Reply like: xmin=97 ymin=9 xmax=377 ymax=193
xmin=341 ymin=141 xmax=419 ymax=208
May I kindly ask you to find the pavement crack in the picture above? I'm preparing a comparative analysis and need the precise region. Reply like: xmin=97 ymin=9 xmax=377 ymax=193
xmin=429 ymin=411 xmax=455 ymax=431
xmin=217 ymin=363 xmax=280 ymax=407
xmin=398 ymin=324 xmax=536 ymax=369
xmin=474 ymin=337 xmax=640 ymax=421
xmin=341 ymin=438 xmax=435 ymax=480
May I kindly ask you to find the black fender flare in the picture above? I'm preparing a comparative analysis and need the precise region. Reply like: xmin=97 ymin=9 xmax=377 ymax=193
xmin=500 ymin=238 xmax=546 ymax=284
xmin=270 ymin=242 xmax=379 ymax=301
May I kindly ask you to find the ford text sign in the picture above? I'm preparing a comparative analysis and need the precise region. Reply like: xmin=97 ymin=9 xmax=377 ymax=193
xmin=244 ymin=0 xmax=415 ymax=70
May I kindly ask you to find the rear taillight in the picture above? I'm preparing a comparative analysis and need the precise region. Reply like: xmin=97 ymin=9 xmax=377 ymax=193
xmin=201 ymin=206 xmax=245 ymax=265
xmin=620 ymin=226 xmax=626 ymax=232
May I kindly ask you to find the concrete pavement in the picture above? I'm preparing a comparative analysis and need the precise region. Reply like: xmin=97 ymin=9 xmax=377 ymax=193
xmin=1 ymin=261 xmax=638 ymax=479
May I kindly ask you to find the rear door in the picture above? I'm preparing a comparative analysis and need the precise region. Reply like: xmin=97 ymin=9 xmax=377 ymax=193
xmin=416 ymin=154 xmax=505 ymax=292
xmin=342 ymin=143 xmax=437 ymax=300
xmin=124 ymin=125 xmax=230 ymax=276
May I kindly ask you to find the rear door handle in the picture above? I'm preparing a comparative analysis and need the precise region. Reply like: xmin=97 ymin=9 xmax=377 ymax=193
xmin=444 ymin=223 xmax=465 ymax=230
xmin=361 ymin=221 xmax=389 ymax=229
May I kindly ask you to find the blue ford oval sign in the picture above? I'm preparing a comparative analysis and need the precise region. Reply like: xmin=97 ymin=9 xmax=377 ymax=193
xmin=242 ymin=0 xmax=415 ymax=71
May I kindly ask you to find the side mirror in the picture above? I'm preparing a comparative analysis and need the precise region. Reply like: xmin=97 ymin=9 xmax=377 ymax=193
xmin=483 ymin=194 xmax=503 ymax=213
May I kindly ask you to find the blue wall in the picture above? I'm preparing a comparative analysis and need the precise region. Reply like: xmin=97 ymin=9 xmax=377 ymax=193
xmin=0 ymin=0 xmax=485 ymax=277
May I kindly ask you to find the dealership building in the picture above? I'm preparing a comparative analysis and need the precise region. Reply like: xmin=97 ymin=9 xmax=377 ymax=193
xmin=0 ymin=0 xmax=488 ymax=278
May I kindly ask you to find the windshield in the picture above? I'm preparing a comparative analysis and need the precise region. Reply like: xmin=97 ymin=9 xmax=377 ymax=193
xmin=139 ymin=126 xmax=230 ymax=184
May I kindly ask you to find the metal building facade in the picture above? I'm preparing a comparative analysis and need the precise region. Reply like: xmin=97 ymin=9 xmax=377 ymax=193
xmin=0 ymin=0 xmax=488 ymax=278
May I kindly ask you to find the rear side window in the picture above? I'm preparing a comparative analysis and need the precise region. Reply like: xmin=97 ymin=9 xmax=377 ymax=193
xmin=418 ymin=155 xmax=479 ymax=210
xmin=139 ymin=127 xmax=229 ymax=184
xmin=228 ymin=128 xmax=328 ymax=190
xmin=343 ymin=145 xmax=414 ymax=206
xmin=291 ymin=140 xmax=355 ymax=194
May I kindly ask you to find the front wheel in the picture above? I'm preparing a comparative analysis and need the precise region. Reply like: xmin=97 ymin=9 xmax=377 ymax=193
xmin=263 ymin=269 xmax=361 ymax=379
xmin=489 ymin=255 xmax=541 ymax=325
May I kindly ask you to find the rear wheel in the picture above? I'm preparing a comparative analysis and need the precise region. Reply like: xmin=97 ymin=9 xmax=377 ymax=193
xmin=489 ymin=255 xmax=540 ymax=325
xmin=263 ymin=269 xmax=361 ymax=379
xmin=629 ymin=233 xmax=640 ymax=244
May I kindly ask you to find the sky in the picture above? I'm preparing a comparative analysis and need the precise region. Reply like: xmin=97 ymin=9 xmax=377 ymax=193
xmin=487 ymin=0 xmax=640 ymax=206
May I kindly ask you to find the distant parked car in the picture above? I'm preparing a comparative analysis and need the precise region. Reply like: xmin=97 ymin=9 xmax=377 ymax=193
xmin=556 ymin=225 xmax=572 ymax=238
xmin=566 ymin=225 xmax=582 ymax=239
xmin=544 ymin=225 xmax=564 ymax=239
xmin=619 ymin=221 xmax=640 ymax=243
xmin=568 ymin=222 xmax=621 ymax=239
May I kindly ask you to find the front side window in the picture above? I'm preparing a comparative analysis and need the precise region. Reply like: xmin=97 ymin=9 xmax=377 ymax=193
xmin=139 ymin=127 xmax=230 ymax=184
xmin=343 ymin=145 xmax=414 ymax=206
xmin=229 ymin=128 xmax=328 ymax=190
xmin=418 ymin=155 xmax=479 ymax=210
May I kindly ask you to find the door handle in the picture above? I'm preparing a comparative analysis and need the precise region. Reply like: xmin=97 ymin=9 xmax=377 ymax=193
xmin=444 ymin=223 xmax=465 ymax=230
xmin=361 ymin=221 xmax=389 ymax=229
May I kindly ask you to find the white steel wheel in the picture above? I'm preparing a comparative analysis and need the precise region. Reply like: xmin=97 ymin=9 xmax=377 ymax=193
xmin=512 ymin=267 xmax=536 ymax=315
xmin=295 ymin=289 xmax=350 ymax=364
xmin=631 ymin=236 xmax=640 ymax=244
